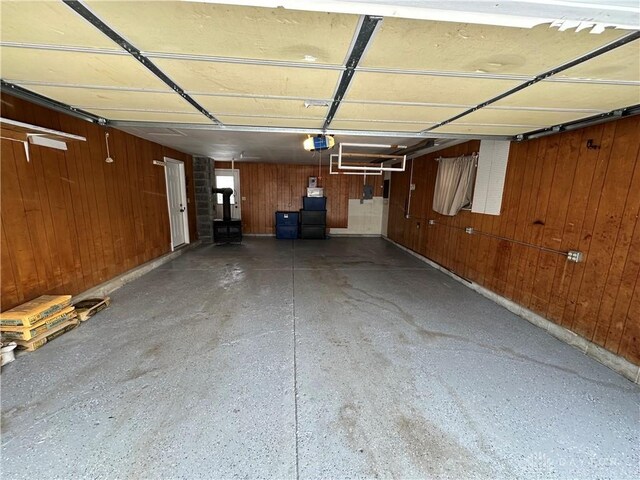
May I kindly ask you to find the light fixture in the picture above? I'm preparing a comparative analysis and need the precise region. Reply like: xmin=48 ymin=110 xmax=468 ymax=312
xmin=105 ymin=132 xmax=114 ymax=163
xmin=303 ymin=135 xmax=335 ymax=152
xmin=304 ymin=99 xmax=330 ymax=108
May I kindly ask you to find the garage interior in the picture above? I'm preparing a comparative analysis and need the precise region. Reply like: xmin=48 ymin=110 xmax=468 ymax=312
xmin=1 ymin=1 xmax=639 ymax=479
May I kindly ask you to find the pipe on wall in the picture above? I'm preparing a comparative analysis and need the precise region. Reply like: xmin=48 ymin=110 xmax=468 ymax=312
xmin=212 ymin=187 xmax=233 ymax=222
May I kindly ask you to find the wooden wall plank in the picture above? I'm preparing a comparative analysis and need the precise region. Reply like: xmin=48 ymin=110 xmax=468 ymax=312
xmin=1 ymin=219 xmax=21 ymax=309
xmin=559 ymin=122 xmax=616 ymax=327
xmin=387 ymin=115 xmax=640 ymax=365
xmin=592 ymin=121 xmax=640 ymax=346
xmin=1 ymin=140 xmax=42 ymax=302
xmin=571 ymin=118 xmax=639 ymax=341
xmin=213 ymin=161 xmax=363 ymax=232
xmin=1 ymin=93 xmax=197 ymax=311
xmin=529 ymin=130 xmax=581 ymax=316
xmin=619 ymin=277 xmax=640 ymax=364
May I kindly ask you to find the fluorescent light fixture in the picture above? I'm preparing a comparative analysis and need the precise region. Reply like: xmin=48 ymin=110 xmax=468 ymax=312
xmin=27 ymin=134 xmax=67 ymax=151
xmin=337 ymin=143 xmax=407 ymax=172
xmin=304 ymin=100 xmax=331 ymax=108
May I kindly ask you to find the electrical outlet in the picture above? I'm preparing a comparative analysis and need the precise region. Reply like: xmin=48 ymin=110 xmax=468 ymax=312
xmin=465 ymin=227 xmax=474 ymax=234
xmin=567 ymin=250 xmax=583 ymax=263
xmin=428 ymin=219 xmax=436 ymax=226
xmin=410 ymin=184 xmax=416 ymax=191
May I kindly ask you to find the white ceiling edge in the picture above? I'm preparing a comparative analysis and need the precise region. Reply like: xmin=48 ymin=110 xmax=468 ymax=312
xmin=407 ymin=138 xmax=470 ymax=159
xmin=187 ymin=0 xmax=640 ymax=30
xmin=110 ymin=121 xmax=514 ymax=140
xmin=116 ymin=126 xmax=432 ymax=164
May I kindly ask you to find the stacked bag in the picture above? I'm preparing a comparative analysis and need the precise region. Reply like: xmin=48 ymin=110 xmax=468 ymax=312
xmin=0 ymin=295 xmax=79 ymax=352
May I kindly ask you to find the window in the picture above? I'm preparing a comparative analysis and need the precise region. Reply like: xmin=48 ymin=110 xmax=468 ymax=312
xmin=432 ymin=154 xmax=477 ymax=216
xmin=215 ymin=175 xmax=236 ymax=204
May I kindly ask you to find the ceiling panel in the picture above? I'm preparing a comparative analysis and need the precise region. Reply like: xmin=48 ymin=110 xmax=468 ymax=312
xmin=0 ymin=1 xmax=117 ymax=50
xmin=330 ymin=120 xmax=426 ymax=132
xmin=216 ymin=116 xmax=324 ymax=128
xmin=153 ymin=59 xmax=341 ymax=98
xmin=346 ymin=72 xmax=519 ymax=104
xmin=495 ymin=81 xmax=640 ymax=110
xmin=553 ymin=41 xmax=640 ymax=82
xmin=459 ymin=108 xmax=596 ymax=127
xmin=17 ymin=85 xmax=195 ymax=112
xmin=361 ymin=18 xmax=629 ymax=75
xmin=0 ymin=47 xmax=169 ymax=90
xmin=193 ymin=96 xmax=327 ymax=118
xmin=431 ymin=124 xmax=532 ymax=135
xmin=85 ymin=109 xmax=211 ymax=123
xmin=87 ymin=1 xmax=358 ymax=65
xmin=336 ymin=103 xmax=465 ymax=123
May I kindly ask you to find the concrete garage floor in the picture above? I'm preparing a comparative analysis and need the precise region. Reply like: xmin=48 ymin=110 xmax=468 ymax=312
xmin=1 ymin=238 xmax=638 ymax=479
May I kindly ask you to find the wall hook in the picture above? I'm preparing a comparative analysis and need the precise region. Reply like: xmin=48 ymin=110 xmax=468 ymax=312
xmin=586 ymin=139 xmax=600 ymax=150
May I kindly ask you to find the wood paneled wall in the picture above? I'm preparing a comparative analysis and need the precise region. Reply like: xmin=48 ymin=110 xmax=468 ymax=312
xmin=388 ymin=116 xmax=640 ymax=365
xmin=1 ymin=93 xmax=197 ymax=311
xmin=215 ymin=162 xmax=383 ymax=234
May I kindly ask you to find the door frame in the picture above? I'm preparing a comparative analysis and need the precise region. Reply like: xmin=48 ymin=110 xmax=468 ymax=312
xmin=164 ymin=157 xmax=190 ymax=250
xmin=214 ymin=168 xmax=241 ymax=220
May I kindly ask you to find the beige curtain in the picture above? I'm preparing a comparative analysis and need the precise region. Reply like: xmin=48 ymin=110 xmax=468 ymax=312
xmin=432 ymin=155 xmax=477 ymax=216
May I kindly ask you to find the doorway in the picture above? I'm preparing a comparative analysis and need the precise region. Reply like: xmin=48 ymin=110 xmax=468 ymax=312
xmin=214 ymin=168 xmax=241 ymax=220
xmin=164 ymin=157 xmax=190 ymax=250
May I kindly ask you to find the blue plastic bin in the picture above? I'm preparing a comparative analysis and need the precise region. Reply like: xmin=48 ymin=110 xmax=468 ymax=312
xmin=276 ymin=225 xmax=298 ymax=239
xmin=275 ymin=211 xmax=299 ymax=226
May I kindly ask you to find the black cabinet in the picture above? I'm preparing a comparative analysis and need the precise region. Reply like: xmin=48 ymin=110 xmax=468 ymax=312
xmin=299 ymin=209 xmax=326 ymax=225
xmin=213 ymin=219 xmax=242 ymax=243
xmin=302 ymin=196 xmax=327 ymax=210
xmin=299 ymin=208 xmax=326 ymax=239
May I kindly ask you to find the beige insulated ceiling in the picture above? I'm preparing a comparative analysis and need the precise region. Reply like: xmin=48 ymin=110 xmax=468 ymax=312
xmin=0 ymin=0 xmax=639 ymax=137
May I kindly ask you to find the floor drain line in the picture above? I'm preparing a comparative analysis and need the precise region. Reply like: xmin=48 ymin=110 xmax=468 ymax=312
xmin=292 ymin=240 xmax=300 ymax=480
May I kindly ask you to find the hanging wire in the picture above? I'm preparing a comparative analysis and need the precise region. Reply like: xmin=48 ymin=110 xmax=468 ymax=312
xmin=104 ymin=132 xmax=114 ymax=163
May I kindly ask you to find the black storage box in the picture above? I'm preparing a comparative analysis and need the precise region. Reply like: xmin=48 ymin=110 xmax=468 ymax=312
xmin=299 ymin=209 xmax=327 ymax=225
xmin=300 ymin=225 xmax=326 ymax=239
xmin=302 ymin=196 xmax=327 ymax=211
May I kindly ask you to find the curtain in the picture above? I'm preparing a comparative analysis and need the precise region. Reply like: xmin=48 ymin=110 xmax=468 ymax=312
xmin=432 ymin=155 xmax=477 ymax=216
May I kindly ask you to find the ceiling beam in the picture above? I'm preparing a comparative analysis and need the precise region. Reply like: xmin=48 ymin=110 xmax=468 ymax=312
xmin=62 ymin=0 xmax=221 ymax=125
xmin=323 ymin=15 xmax=382 ymax=129
xmin=422 ymin=31 xmax=640 ymax=134
xmin=518 ymin=104 xmax=640 ymax=140
xmin=108 ymin=120 xmax=515 ymax=140
xmin=1 ymin=81 xmax=108 ymax=124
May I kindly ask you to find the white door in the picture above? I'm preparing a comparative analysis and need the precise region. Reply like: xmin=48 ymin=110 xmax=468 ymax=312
xmin=164 ymin=158 xmax=190 ymax=250
xmin=214 ymin=168 xmax=241 ymax=220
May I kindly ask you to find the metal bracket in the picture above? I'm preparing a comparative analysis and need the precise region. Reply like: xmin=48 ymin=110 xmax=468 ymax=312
xmin=323 ymin=15 xmax=382 ymax=129
xmin=567 ymin=250 xmax=584 ymax=263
